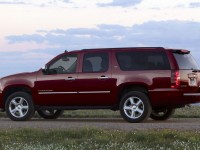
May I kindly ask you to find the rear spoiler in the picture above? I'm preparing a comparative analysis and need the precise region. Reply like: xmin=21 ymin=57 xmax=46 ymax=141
xmin=172 ymin=50 xmax=190 ymax=54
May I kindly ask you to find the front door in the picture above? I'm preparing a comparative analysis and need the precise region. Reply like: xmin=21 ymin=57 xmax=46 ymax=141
xmin=35 ymin=53 xmax=79 ymax=106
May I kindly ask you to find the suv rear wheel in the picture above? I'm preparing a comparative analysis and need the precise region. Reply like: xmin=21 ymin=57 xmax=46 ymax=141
xmin=37 ymin=110 xmax=64 ymax=119
xmin=150 ymin=108 xmax=175 ymax=120
xmin=120 ymin=91 xmax=152 ymax=123
xmin=5 ymin=92 xmax=35 ymax=121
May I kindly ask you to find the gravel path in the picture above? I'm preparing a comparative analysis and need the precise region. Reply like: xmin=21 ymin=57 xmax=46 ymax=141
xmin=0 ymin=118 xmax=200 ymax=131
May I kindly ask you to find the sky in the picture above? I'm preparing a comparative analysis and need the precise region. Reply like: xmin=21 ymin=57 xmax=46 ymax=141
xmin=0 ymin=0 xmax=200 ymax=77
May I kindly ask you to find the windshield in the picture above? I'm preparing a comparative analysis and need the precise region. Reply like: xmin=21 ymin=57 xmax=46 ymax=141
xmin=173 ymin=53 xmax=199 ymax=70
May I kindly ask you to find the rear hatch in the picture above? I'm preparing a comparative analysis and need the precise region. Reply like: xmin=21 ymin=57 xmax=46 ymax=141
xmin=172 ymin=50 xmax=200 ymax=93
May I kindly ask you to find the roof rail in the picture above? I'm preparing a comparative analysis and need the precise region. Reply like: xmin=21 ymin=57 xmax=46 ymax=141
xmin=82 ymin=47 xmax=164 ymax=51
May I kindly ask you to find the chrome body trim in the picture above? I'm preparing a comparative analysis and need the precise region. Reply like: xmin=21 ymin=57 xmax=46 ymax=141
xmin=65 ymin=78 xmax=76 ymax=81
xmin=38 ymin=91 xmax=111 ymax=95
xmin=149 ymin=88 xmax=179 ymax=92
xmin=183 ymin=93 xmax=200 ymax=96
xmin=79 ymin=91 xmax=110 ymax=94
xmin=39 ymin=92 xmax=77 ymax=95
xmin=98 ymin=76 xmax=109 ymax=79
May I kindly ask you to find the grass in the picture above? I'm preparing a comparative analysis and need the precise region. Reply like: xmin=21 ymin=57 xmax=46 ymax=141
xmin=0 ymin=128 xmax=200 ymax=150
xmin=0 ymin=106 xmax=199 ymax=118
xmin=0 ymin=106 xmax=199 ymax=149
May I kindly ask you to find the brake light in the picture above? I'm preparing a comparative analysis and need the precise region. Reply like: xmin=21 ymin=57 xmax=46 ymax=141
xmin=171 ymin=70 xmax=180 ymax=88
xmin=172 ymin=50 xmax=190 ymax=54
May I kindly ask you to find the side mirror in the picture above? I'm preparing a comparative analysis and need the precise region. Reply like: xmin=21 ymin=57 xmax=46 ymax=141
xmin=42 ymin=66 xmax=48 ymax=74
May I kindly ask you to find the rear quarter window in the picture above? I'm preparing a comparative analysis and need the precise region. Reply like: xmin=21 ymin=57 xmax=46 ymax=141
xmin=173 ymin=53 xmax=199 ymax=70
xmin=116 ymin=51 xmax=170 ymax=71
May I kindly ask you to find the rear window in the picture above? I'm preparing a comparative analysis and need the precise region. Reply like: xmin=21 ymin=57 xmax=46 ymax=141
xmin=116 ymin=51 xmax=170 ymax=71
xmin=173 ymin=53 xmax=199 ymax=70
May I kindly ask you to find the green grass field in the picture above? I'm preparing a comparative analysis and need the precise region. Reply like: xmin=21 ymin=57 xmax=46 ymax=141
xmin=0 ymin=128 xmax=200 ymax=150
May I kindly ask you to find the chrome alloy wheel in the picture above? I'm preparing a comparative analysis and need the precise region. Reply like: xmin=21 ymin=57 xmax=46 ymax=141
xmin=9 ymin=97 xmax=29 ymax=118
xmin=123 ymin=97 xmax=144 ymax=119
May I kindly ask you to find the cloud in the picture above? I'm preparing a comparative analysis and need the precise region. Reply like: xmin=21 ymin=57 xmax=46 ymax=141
xmin=7 ymin=34 xmax=45 ymax=44
xmin=0 ymin=1 xmax=25 ymax=5
xmin=63 ymin=0 xmax=70 ymax=3
xmin=0 ymin=0 xmax=71 ymax=7
xmin=6 ymin=21 xmax=200 ymax=50
xmin=98 ymin=0 xmax=143 ymax=7
xmin=190 ymin=2 xmax=200 ymax=8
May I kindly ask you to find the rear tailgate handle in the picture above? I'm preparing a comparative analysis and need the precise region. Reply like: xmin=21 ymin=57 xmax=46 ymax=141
xmin=98 ymin=76 xmax=109 ymax=80
xmin=65 ymin=77 xmax=76 ymax=81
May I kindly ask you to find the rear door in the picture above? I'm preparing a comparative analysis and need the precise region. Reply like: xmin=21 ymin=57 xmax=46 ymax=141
xmin=172 ymin=50 xmax=200 ymax=93
xmin=76 ymin=51 xmax=116 ymax=106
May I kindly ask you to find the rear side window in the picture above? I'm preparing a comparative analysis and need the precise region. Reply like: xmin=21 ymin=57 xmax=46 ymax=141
xmin=83 ymin=53 xmax=109 ymax=72
xmin=173 ymin=53 xmax=199 ymax=70
xmin=116 ymin=51 xmax=170 ymax=71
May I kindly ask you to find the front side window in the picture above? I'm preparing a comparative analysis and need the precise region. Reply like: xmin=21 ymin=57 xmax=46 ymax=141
xmin=82 ymin=53 xmax=109 ymax=72
xmin=48 ymin=54 xmax=77 ymax=74
xmin=116 ymin=51 xmax=170 ymax=71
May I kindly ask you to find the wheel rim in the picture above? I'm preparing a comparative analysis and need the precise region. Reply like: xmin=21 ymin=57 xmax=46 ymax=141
xmin=123 ymin=96 xmax=144 ymax=119
xmin=9 ymin=97 xmax=29 ymax=118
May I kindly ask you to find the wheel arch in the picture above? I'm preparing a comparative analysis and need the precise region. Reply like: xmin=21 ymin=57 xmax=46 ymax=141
xmin=117 ymin=83 xmax=149 ymax=105
xmin=3 ymin=85 xmax=33 ymax=105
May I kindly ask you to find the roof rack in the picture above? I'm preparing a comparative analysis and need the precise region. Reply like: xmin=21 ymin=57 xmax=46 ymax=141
xmin=82 ymin=47 xmax=164 ymax=51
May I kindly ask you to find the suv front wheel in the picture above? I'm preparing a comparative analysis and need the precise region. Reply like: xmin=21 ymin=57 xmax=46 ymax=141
xmin=120 ymin=91 xmax=152 ymax=123
xmin=5 ymin=92 xmax=35 ymax=121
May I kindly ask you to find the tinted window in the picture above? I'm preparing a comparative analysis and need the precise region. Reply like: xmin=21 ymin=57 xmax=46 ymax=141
xmin=173 ymin=53 xmax=199 ymax=70
xmin=116 ymin=51 xmax=170 ymax=70
xmin=48 ymin=54 xmax=77 ymax=74
xmin=83 ymin=53 xmax=109 ymax=72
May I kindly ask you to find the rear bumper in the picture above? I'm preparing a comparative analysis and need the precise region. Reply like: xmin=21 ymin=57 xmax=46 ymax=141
xmin=149 ymin=88 xmax=200 ymax=107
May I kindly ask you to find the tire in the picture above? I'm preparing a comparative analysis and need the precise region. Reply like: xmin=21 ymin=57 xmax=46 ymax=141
xmin=120 ymin=91 xmax=152 ymax=123
xmin=5 ymin=92 xmax=35 ymax=121
xmin=37 ymin=110 xmax=64 ymax=119
xmin=150 ymin=108 xmax=175 ymax=120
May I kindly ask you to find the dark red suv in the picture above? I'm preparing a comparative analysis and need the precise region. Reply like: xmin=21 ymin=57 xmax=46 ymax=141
xmin=0 ymin=47 xmax=200 ymax=122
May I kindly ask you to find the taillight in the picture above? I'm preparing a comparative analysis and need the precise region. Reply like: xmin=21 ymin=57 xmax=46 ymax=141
xmin=171 ymin=70 xmax=180 ymax=88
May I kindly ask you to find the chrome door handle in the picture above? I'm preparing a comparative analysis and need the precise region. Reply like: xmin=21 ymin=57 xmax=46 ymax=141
xmin=65 ymin=77 xmax=76 ymax=81
xmin=98 ymin=76 xmax=109 ymax=79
